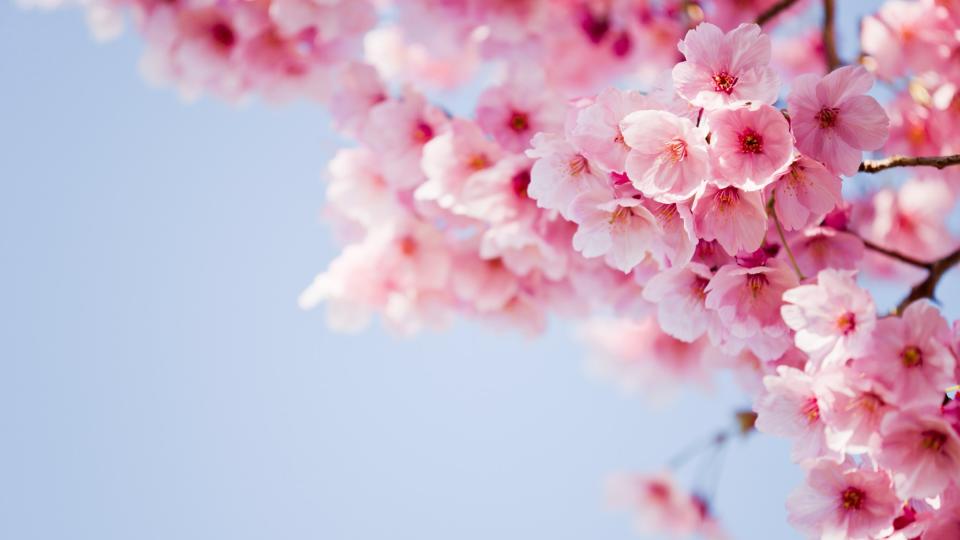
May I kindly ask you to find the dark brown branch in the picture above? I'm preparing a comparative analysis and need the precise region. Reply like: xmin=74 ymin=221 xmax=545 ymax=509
xmin=755 ymin=0 xmax=798 ymax=26
xmin=897 ymin=247 xmax=960 ymax=314
xmin=862 ymin=238 xmax=932 ymax=269
xmin=859 ymin=154 xmax=960 ymax=173
xmin=822 ymin=0 xmax=842 ymax=71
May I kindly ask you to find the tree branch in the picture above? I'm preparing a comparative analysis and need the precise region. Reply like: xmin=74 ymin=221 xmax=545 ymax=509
xmin=755 ymin=0 xmax=798 ymax=26
xmin=822 ymin=0 xmax=842 ymax=71
xmin=862 ymin=238 xmax=932 ymax=269
xmin=896 ymin=247 xmax=960 ymax=314
xmin=859 ymin=154 xmax=960 ymax=173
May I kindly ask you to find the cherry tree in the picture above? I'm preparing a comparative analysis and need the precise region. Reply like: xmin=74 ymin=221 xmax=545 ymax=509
xmin=25 ymin=0 xmax=960 ymax=537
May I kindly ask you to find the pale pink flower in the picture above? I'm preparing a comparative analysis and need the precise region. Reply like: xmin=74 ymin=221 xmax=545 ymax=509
xmin=781 ymin=269 xmax=877 ymax=367
xmin=772 ymin=156 xmax=843 ymax=231
xmin=608 ymin=472 xmax=702 ymax=537
xmin=325 ymin=148 xmax=403 ymax=230
xmin=329 ymin=62 xmax=386 ymax=137
xmin=620 ymin=110 xmax=710 ymax=203
xmin=861 ymin=0 xmax=941 ymax=80
xmin=526 ymin=133 xmax=607 ymax=219
xmin=787 ymin=65 xmax=890 ymax=177
xmin=672 ymin=22 xmax=780 ymax=109
xmin=705 ymin=260 xmax=798 ymax=361
xmin=790 ymin=227 xmax=865 ymax=278
xmin=569 ymin=190 xmax=658 ymax=273
xmin=787 ymin=459 xmax=900 ymax=540
xmin=570 ymin=87 xmax=653 ymax=173
xmin=416 ymin=118 xmax=503 ymax=211
xmin=458 ymin=155 xmax=536 ymax=224
xmin=819 ymin=368 xmax=894 ymax=456
xmin=877 ymin=409 xmax=960 ymax=498
xmin=708 ymin=103 xmax=794 ymax=191
xmin=478 ymin=215 xmax=570 ymax=281
xmin=692 ymin=185 xmax=767 ymax=256
xmin=922 ymin=485 xmax=960 ymax=540
xmin=476 ymin=70 xmax=565 ymax=153
xmin=361 ymin=91 xmax=449 ymax=189
xmin=642 ymin=263 xmax=716 ymax=343
xmin=644 ymin=200 xmax=698 ymax=269
xmin=582 ymin=318 xmax=714 ymax=401
xmin=755 ymin=366 xmax=841 ymax=463
xmin=857 ymin=300 xmax=955 ymax=409
xmin=451 ymin=255 xmax=519 ymax=313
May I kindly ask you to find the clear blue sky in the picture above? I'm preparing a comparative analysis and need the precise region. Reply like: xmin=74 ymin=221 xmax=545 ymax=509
xmin=2 ymin=2 xmax=953 ymax=539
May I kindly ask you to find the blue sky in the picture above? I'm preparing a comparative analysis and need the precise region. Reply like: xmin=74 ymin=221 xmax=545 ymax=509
xmin=2 ymin=1 xmax=954 ymax=539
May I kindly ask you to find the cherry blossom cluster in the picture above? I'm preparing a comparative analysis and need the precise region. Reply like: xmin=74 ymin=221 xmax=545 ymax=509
xmin=30 ymin=0 xmax=826 ymax=100
xmin=36 ymin=0 xmax=960 ymax=537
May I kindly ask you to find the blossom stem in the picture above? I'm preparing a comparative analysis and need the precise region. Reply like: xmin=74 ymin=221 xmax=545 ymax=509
xmin=896 ymin=246 xmax=960 ymax=314
xmin=754 ymin=0 xmax=798 ymax=26
xmin=769 ymin=197 xmax=806 ymax=281
xmin=861 ymin=238 xmax=932 ymax=269
xmin=822 ymin=0 xmax=842 ymax=71
xmin=859 ymin=154 xmax=960 ymax=173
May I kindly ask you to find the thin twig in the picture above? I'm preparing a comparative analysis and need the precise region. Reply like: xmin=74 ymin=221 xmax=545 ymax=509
xmin=769 ymin=197 xmax=806 ymax=281
xmin=859 ymin=154 xmax=960 ymax=173
xmin=754 ymin=0 xmax=798 ymax=26
xmin=861 ymin=238 xmax=932 ymax=269
xmin=822 ymin=0 xmax=842 ymax=71
xmin=896 ymin=247 xmax=960 ymax=314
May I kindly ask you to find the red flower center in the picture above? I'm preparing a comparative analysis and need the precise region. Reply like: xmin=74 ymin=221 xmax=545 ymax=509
xmin=921 ymin=430 xmax=947 ymax=452
xmin=411 ymin=121 xmax=434 ymax=144
xmin=836 ymin=311 xmax=857 ymax=335
xmin=665 ymin=138 xmax=688 ymax=163
xmin=901 ymin=345 xmax=923 ymax=368
xmin=816 ymin=107 xmax=840 ymax=128
xmin=801 ymin=397 xmax=820 ymax=424
xmin=714 ymin=187 xmax=740 ymax=210
xmin=738 ymin=128 xmax=764 ymax=154
xmin=841 ymin=487 xmax=865 ymax=510
xmin=209 ymin=22 xmax=236 ymax=50
xmin=712 ymin=71 xmax=738 ymax=94
xmin=508 ymin=111 xmax=529 ymax=133
xmin=511 ymin=169 xmax=531 ymax=198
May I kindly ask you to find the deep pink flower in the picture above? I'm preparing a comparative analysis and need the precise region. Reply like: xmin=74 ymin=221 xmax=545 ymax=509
xmin=621 ymin=109 xmax=710 ymax=203
xmin=877 ymin=409 xmax=960 ymax=498
xmin=772 ymin=156 xmax=843 ymax=231
xmin=708 ymin=103 xmax=794 ymax=191
xmin=781 ymin=269 xmax=877 ymax=367
xmin=787 ymin=65 xmax=890 ymax=177
xmin=857 ymin=300 xmax=955 ymax=409
xmin=672 ymin=22 xmax=780 ymax=109
xmin=787 ymin=459 xmax=900 ymax=540
xmin=692 ymin=185 xmax=767 ymax=256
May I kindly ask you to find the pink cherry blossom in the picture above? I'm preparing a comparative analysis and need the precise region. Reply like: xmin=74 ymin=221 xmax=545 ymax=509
xmin=692 ymin=185 xmax=767 ymax=256
xmin=526 ymin=132 xmax=607 ymax=219
xmin=569 ymin=190 xmax=658 ymax=273
xmin=877 ymin=409 xmax=960 ymax=498
xmin=772 ymin=156 xmax=843 ymax=231
xmin=857 ymin=300 xmax=955 ymax=409
xmin=620 ymin=109 xmax=710 ymax=203
xmin=608 ymin=472 xmax=706 ymax=537
xmin=642 ymin=263 xmax=716 ymax=343
xmin=705 ymin=260 xmax=798 ymax=361
xmin=476 ymin=70 xmax=565 ymax=153
xmin=819 ymin=368 xmax=894 ymax=455
xmin=708 ymin=103 xmax=795 ymax=191
xmin=755 ymin=366 xmax=841 ymax=463
xmin=416 ymin=118 xmax=503 ymax=211
xmin=672 ymin=22 xmax=780 ymax=109
xmin=781 ymin=269 xmax=877 ymax=367
xmin=790 ymin=226 xmax=865 ymax=278
xmin=787 ymin=65 xmax=890 ymax=177
xmin=787 ymin=459 xmax=900 ymax=540
xmin=570 ymin=87 xmax=653 ymax=173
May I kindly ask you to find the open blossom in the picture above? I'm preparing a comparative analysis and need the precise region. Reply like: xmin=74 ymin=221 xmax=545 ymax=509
xmin=755 ymin=366 xmax=840 ymax=463
xmin=705 ymin=260 xmax=798 ymax=360
xmin=819 ymin=368 xmax=894 ymax=455
xmin=570 ymin=87 xmax=652 ymax=173
xmin=692 ymin=185 xmax=767 ymax=256
xmin=708 ymin=103 xmax=794 ymax=191
xmin=856 ymin=300 xmax=955 ymax=409
xmin=476 ymin=70 xmax=565 ymax=153
xmin=608 ymin=472 xmax=723 ymax=538
xmin=787 ymin=459 xmax=900 ymax=540
xmin=642 ymin=263 xmax=716 ymax=343
xmin=526 ymin=133 xmax=607 ymax=219
xmin=772 ymin=156 xmax=843 ymax=231
xmin=416 ymin=118 xmax=503 ymax=210
xmin=790 ymin=227 xmax=865 ymax=278
xmin=877 ymin=409 xmax=960 ymax=498
xmin=781 ymin=269 xmax=877 ymax=367
xmin=787 ymin=65 xmax=890 ymax=177
xmin=569 ymin=190 xmax=658 ymax=273
xmin=620 ymin=109 xmax=710 ymax=202
xmin=672 ymin=22 xmax=779 ymax=109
